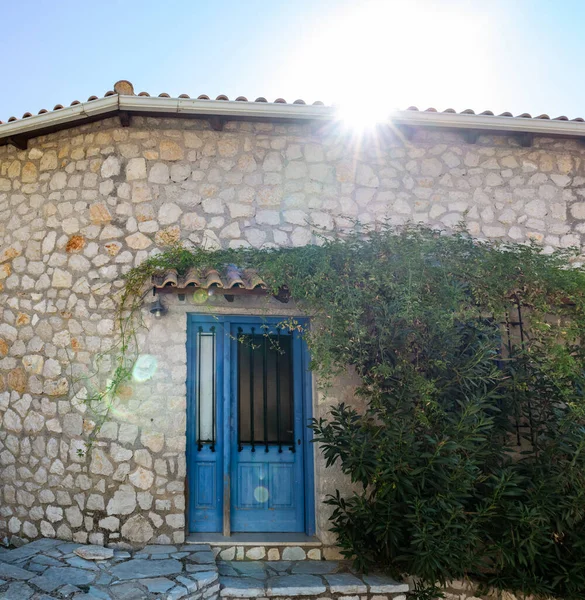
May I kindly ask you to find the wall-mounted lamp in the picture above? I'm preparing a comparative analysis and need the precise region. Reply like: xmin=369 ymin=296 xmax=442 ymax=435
xmin=149 ymin=288 xmax=167 ymax=318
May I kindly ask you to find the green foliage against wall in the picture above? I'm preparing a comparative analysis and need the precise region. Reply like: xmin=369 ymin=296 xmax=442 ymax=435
xmin=123 ymin=226 xmax=585 ymax=599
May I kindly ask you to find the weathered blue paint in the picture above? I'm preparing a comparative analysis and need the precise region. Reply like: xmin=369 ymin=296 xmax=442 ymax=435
xmin=229 ymin=321 xmax=305 ymax=532
xmin=187 ymin=317 xmax=224 ymax=532
xmin=186 ymin=315 xmax=314 ymax=534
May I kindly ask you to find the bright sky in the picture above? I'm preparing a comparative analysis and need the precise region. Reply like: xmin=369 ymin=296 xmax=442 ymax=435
xmin=1 ymin=0 xmax=583 ymax=123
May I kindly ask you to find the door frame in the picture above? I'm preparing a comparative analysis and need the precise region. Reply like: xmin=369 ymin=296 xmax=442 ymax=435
xmin=186 ymin=314 xmax=316 ymax=536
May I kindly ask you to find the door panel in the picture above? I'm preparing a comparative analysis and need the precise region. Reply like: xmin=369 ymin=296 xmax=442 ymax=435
xmin=230 ymin=323 xmax=305 ymax=533
xmin=187 ymin=322 xmax=223 ymax=532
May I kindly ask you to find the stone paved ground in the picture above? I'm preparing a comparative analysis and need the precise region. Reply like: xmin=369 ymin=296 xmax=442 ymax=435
xmin=0 ymin=540 xmax=219 ymax=599
xmin=0 ymin=540 xmax=409 ymax=600
xmin=217 ymin=560 xmax=409 ymax=599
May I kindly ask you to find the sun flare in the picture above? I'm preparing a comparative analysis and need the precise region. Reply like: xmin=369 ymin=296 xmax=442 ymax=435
xmin=285 ymin=0 xmax=492 ymax=131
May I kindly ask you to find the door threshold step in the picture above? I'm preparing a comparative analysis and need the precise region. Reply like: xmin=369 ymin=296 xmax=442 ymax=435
xmin=186 ymin=533 xmax=322 ymax=547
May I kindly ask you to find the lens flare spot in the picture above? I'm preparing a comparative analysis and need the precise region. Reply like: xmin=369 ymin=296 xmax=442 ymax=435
xmin=192 ymin=289 xmax=209 ymax=305
xmin=132 ymin=354 xmax=158 ymax=382
xmin=254 ymin=486 xmax=269 ymax=503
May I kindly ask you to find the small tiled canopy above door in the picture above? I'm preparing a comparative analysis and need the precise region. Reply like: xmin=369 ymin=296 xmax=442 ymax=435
xmin=151 ymin=265 xmax=290 ymax=303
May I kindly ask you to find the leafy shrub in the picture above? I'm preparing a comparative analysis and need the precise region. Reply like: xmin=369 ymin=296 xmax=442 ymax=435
xmin=126 ymin=226 xmax=585 ymax=598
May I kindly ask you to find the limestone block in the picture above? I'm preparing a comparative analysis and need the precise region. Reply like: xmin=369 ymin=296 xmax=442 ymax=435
xmin=149 ymin=163 xmax=170 ymax=184
xmin=160 ymin=140 xmax=184 ymax=161
xmin=3 ymin=409 xmax=23 ymax=432
xmin=282 ymin=546 xmax=306 ymax=560
xmin=126 ymin=158 xmax=147 ymax=180
xmin=99 ymin=516 xmax=120 ymax=531
xmin=246 ymin=546 xmax=266 ymax=560
xmin=74 ymin=545 xmax=114 ymax=560
xmin=129 ymin=466 xmax=154 ymax=490
xmin=52 ymin=269 xmax=72 ymax=288
xmin=106 ymin=487 xmax=137 ymax=515
xmin=90 ymin=448 xmax=114 ymax=476
xmin=121 ymin=514 xmax=154 ymax=543
xmin=119 ymin=423 xmax=139 ymax=445
xmin=134 ymin=449 xmax=152 ymax=468
xmin=23 ymin=411 xmax=44 ymax=434
xmin=89 ymin=203 xmax=112 ymax=225
xmin=101 ymin=155 xmax=121 ymax=178
xmin=126 ymin=232 xmax=152 ymax=250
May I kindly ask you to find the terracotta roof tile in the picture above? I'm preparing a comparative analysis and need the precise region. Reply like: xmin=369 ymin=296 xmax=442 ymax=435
xmin=2 ymin=78 xmax=585 ymax=133
xmin=152 ymin=266 xmax=267 ymax=291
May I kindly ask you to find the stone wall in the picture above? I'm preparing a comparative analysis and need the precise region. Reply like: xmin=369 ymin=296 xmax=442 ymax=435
xmin=2 ymin=114 xmax=585 ymax=547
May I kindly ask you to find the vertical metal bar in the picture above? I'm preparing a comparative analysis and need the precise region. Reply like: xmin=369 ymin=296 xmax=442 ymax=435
xmin=263 ymin=333 xmax=269 ymax=452
xmin=237 ymin=327 xmax=243 ymax=452
xmin=250 ymin=328 xmax=255 ymax=452
xmin=197 ymin=326 xmax=202 ymax=451
xmin=289 ymin=333 xmax=295 ymax=454
xmin=276 ymin=329 xmax=282 ymax=453
xmin=210 ymin=326 xmax=216 ymax=452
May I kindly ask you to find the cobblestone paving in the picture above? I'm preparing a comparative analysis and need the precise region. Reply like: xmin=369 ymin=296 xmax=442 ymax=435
xmin=0 ymin=540 xmax=219 ymax=600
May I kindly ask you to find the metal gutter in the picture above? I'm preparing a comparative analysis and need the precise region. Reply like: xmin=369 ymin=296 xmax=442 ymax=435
xmin=0 ymin=96 xmax=120 ymax=140
xmin=2 ymin=94 xmax=585 ymax=145
xmin=390 ymin=109 xmax=585 ymax=137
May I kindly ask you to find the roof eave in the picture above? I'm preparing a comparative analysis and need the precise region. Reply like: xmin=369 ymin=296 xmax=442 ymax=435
xmin=2 ymin=95 xmax=585 ymax=147
xmin=392 ymin=110 xmax=585 ymax=137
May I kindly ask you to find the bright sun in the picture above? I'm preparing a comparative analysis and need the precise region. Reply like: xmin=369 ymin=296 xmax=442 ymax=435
xmin=284 ymin=0 xmax=492 ymax=131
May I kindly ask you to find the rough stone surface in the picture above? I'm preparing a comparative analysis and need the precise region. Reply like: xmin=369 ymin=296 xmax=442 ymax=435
xmin=0 ymin=543 xmax=220 ymax=599
xmin=74 ymin=544 xmax=114 ymax=560
xmin=2 ymin=115 xmax=585 ymax=549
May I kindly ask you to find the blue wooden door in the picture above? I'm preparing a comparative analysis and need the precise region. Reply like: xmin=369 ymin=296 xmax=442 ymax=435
xmin=188 ymin=316 xmax=310 ymax=534
xmin=187 ymin=319 xmax=224 ymax=532
xmin=230 ymin=322 xmax=305 ymax=532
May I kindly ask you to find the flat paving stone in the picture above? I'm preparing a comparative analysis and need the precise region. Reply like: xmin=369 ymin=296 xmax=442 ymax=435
xmin=56 ymin=542 xmax=84 ymax=554
xmin=266 ymin=574 xmax=327 ymax=597
xmin=192 ymin=570 xmax=219 ymax=586
xmin=0 ymin=561 xmax=36 ymax=580
xmin=220 ymin=575 xmax=265 ymax=597
xmin=182 ymin=544 xmax=211 ymax=553
xmin=291 ymin=560 xmax=339 ymax=574
xmin=264 ymin=561 xmax=292 ymax=573
xmin=2 ymin=581 xmax=34 ymax=600
xmin=177 ymin=575 xmax=198 ymax=591
xmin=30 ymin=566 xmax=97 ymax=592
xmin=168 ymin=585 xmax=189 ymax=600
xmin=86 ymin=587 xmax=113 ymax=600
xmin=1 ymin=539 xmax=61 ymax=564
xmin=110 ymin=581 xmax=150 ymax=600
xmin=141 ymin=576 xmax=176 ymax=593
xmin=325 ymin=573 xmax=368 ymax=594
xmin=143 ymin=544 xmax=178 ymax=554
xmin=66 ymin=556 xmax=102 ymax=570
xmin=231 ymin=562 xmax=268 ymax=577
xmin=110 ymin=557 xmax=183 ymax=580
xmin=363 ymin=573 xmax=410 ymax=593
xmin=75 ymin=545 xmax=115 ymax=561
xmin=218 ymin=562 xmax=238 ymax=576
xmin=59 ymin=583 xmax=83 ymax=595
xmin=31 ymin=555 xmax=63 ymax=567
xmin=188 ymin=551 xmax=215 ymax=564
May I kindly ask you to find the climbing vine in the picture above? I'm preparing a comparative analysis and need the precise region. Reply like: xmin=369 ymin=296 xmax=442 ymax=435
xmin=85 ymin=225 xmax=585 ymax=598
